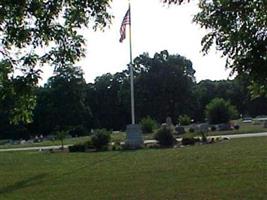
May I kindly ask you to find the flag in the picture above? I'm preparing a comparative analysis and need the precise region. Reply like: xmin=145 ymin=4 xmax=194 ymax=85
xmin=119 ymin=8 xmax=131 ymax=43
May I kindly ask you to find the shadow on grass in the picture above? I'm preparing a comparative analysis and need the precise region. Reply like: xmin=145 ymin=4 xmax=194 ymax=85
xmin=56 ymin=149 xmax=145 ymax=179
xmin=0 ymin=173 xmax=47 ymax=195
xmin=59 ymin=151 xmax=125 ymax=178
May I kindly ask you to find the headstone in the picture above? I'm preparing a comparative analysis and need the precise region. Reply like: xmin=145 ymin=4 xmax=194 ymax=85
xmin=166 ymin=117 xmax=175 ymax=133
xmin=175 ymin=126 xmax=185 ymax=135
xmin=199 ymin=123 xmax=209 ymax=133
xmin=166 ymin=117 xmax=173 ymax=127
xmin=125 ymin=124 xmax=143 ymax=149
xmin=217 ymin=123 xmax=231 ymax=131
xmin=161 ymin=123 xmax=167 ymax=129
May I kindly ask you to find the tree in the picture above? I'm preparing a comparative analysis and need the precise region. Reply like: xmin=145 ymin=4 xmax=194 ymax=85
xmin=0 ymin=0 xmax=111 ymax=124
xmin=56 ymin=130 xmax=67 ymax=150
xmin=206 ymin=98 xmax=238 ymax=124
xmin=32 ymin=66 xmax=93 ymax=135
xmin=133 ymin=50 xmax=196 ymax=123
xmin=164 ymin=0 xmax=267 ymax=95
xmin=193 ymin=0 xmax=267 ymax=94
xmin=0 ymin=60 xmax=38 ymax=124
xmin=194 ymin=79 xmax=248 ymax=121
xmin=87 ymin=72 xmax=130 ymax=130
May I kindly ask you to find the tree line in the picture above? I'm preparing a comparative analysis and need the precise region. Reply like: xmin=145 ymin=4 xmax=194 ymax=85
xmin=1 ymin=50 xmax=266 ymax=140
xmin=0 ymin=0 xmax=265 ymax=127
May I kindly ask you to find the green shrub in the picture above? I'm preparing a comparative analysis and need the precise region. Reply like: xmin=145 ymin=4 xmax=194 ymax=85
xmin=178 ymin=114 xmax=191 ymax=126
xmin=154 ymin=127 xmax=176 ymax=147
xmin=69 ymin=143 xmax=86 ymax=152
xmin=84 ymin=140 xmax=94 ymax=149
xmin=181 ymin=137 xmax=196 ymax=145
xmin=206 ymin=98 xmax=238 ymax=124
xmin=234 ymin=125 xmax=240 ymax=130
xmin=56 ymin=130 xmax=67 ymax=149
xmin=175 ymin=126 xmax=185 ymax=135
xmin=91 ymin=129 xmax=111 ymax=150
xmin=211 ymin=126 xmax=216 ymax=131
xmin=68 ymin=140 xmax=95 ymax=152
xmin=189 ymin=127 xmax=195 ymax=133
xmin=140 ymin=116 xmax=157 ymax=134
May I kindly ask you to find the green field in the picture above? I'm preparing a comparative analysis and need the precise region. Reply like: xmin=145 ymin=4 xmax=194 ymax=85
xmin=206 ymin=120 xmax=267 ymax=136
xmin=0 ymin=136 xmax=91 ymax=149
xmin=1 ymin=137 xmax=267 ymax=200
xmin=0 ymin=133 xmax=127 ymax=150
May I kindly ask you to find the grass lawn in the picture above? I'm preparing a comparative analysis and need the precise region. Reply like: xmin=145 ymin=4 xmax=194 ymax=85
xmin=0 ymin=137 xmax=267 ymax=200
xmin=178 ymin=120 xmax=267 ymax=139
xmin=0 ymin=136 xmax=91 ymax=149
xmin=207 ymin=120 xmax=267 ymax=136
xmin=0 ymin=133 xmax=127 ymax=149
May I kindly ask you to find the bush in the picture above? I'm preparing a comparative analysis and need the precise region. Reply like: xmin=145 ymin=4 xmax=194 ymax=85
xmin=140 ymin=116 xmax=157 ymax=134
xmin=206 ymin=98 xmax=238 ymax=124
xmin=189 ymin=127 xmax=195 ymax=133
xmin=234 ymin=124 xmax=240 ymax=130
xmin=56 ymin=130 xmax=67 ymax=149
xmin=175 ymin=126 xmax=185 ymax=135
xmin=211 ymin=126 xmax=216 ymax=131
xmin=91 ymin=129 xmax=111 ymax=150
xmin=154 ymin=127 xmax=176 ymax=147
xmin=181 ymin=137 xmax=196 ymax=145
xmin=68 ymin=140 xmax=95 ymax=152
xmin=68 ymin=143 xmax=86 ymax=152
xmin=178 ymin=114 xmax=191 ymax=126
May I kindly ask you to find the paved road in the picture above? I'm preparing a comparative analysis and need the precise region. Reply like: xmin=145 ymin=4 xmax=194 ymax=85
xmin=0 ymin=145 xmax=71 ymax=152
xmin=1 ymin=132 xmax=267 ymax=152
xmin=218 ymin=132 xmax=267 ymax=139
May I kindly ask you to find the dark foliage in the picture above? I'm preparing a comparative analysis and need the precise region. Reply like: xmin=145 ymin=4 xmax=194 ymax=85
xmin=91 ymin=129 xmax=111 ymax=150
xmin=193 ymin=0 xmax=267 ymax=95
xmin=181 ymin=137 xmax=196 ymax=146
xmin=206 ymin=98 xmax=238 ymax=124
xmin=140 ymin=116 xmax=157 ymax=134
xmin=234 ymin=125 xmax=240 ymax=130
xmin=69 ymin=143 xmax=86 ymax=152
xmin=210 ymin=126 xmax=216 ymax=132
xmin=154 ymin=127 xmax=176 ymax=147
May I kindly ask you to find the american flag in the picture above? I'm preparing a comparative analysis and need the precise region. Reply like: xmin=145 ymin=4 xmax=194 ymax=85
xmin=119 ymin=8 xmax=131 ymax=43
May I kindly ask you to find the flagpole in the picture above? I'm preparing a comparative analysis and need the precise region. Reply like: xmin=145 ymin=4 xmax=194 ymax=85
xmin=128 ymin=1 xmax=135 ymax=125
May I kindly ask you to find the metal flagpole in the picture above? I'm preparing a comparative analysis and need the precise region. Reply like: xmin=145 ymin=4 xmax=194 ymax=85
xmin=128 ymin=1 xmax=135 ymax=125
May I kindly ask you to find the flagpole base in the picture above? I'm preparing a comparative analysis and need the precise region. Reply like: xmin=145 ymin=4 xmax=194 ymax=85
xmin=125 ymin=124 xmax=143 ymax=149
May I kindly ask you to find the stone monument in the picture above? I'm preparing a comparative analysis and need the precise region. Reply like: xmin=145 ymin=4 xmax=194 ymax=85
xmin=125 ymin=124 xmax=143 ymax=149
xmin=165 ymin=116 xmax=175 ymax=133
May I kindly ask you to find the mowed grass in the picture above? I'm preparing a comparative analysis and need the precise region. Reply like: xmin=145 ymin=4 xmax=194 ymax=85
xmin=0 ymin=136 xmax=91 ymax=149
xmin=207 ymin=120 xmax=267 ymax=136
xmin=0 ymin=133 xmax=127 ymax=149
xmin=1 ymin=137 xmax=267 ymax=200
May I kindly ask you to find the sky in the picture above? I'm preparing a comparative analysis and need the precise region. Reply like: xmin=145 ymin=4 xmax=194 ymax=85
xmin=42 ymin=0 xmax=232 ymax=84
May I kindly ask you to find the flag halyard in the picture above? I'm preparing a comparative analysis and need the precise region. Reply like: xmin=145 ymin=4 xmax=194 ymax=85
xmin=119 ymin=8 xmax=131 ymax=43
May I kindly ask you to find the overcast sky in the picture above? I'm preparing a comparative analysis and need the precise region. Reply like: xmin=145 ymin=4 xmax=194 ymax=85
xmin=41 ymin=0 xmax=232 ymax=84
